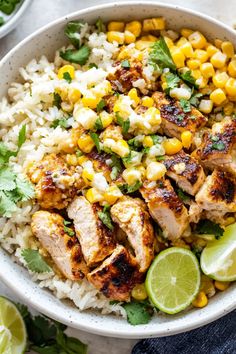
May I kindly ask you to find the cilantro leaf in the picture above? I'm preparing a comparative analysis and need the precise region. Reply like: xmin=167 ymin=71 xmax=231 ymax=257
xmin=21 ymin=249 xmax=52 ymax=273
xmin=96 ymin=17 xmax=105 ymax=32
xmin=212 ymin=141 xmax=225 ymax=151
xmin=89 ymin=132 xmax=101 ymax=153
xmin=122 ymin=300 xmax=154 ymax=325
xmin=0 ymin=17 xmax=4 ymax=26
xmin=164 ymin=72 xmax=180 ymax=93
xmin=60 ymin=46 xmax=91 ymax=65
xmin=196 ymin=219 xmax=224 ymax=240
xmin=18 ymin=124 xmax=27 ymax=149
xmin=178 ymin=70 xmax=199 ymax=89
xmin=150 ymin=135 xmax=162 ymax=145
xmin=94 ymin=116 xmax=103 ymax=131
xmin=88 ymin=63 xmax=98 ymax=69
xmin=53 ymin=93 xmax=62 ymax=109
xmin=98 ymin=206 xmax=114 ymax=231
xmin=0 ymin=191 xmax=18 ymax=217
xmin=50 ymin=117 xmax=71 ymax=129
xmin=110 ymin=155 xmax=122 ymax=180
xmin=189 ymin=92 xmax=203 ymax=107
xmin=149 ymin=37 xmax=176 ymax=71
xmin=177 ymin=188 xmax=190 ymax=202
xmin=96 ymin=99 xmax=106 ymax=112
xmin=65 ymin=20 xmax=85 ymax=49
xmin=116 ymin=112 xmax=130 ymax=135
xmin=0 ymin=167 xmax=16 ymax=191
xmin=118 ymin=180 xmax=142 ymax=194
xmin=63 ymin=72 xmax=72 ymax=83
xmin=179 ymin=98 xmax=191 ymax=113
xmin=63 ymin=220 xmax=75 ymax=236
xmin=15 ymin=176 xmax=35 ymax=201
xmin=121 ymin=59 xmax=130 ymax=68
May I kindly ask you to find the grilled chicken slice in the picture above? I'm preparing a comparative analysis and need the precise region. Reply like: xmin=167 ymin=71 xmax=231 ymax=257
xmin=31 ymin=211 xmax=88 ymax=280
xmin=152 ymin=92 xmax=207 ymax=139
xmin=196 ymin=118 xmax=236 ymax=174
xmin=67 ymin=196 xmax=116 ymax=267
xmin=87 ymin=245 xmax=140 ymax=301
xmin=195 ymin=170 xmax=236 ymax=222
xmin=28 ymin=153 xmax=84 ymax=210
xmin=140 ymin=179 xmax=189 ymax=240
xmin=110 ymin=196 xmax=154 ymax=272
xmin=163 ymin=151 xmax=205 ymax=195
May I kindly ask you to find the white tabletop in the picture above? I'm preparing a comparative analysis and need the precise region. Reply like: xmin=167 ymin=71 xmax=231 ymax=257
xmin=0 ymin=1 xmax=236 ymax=353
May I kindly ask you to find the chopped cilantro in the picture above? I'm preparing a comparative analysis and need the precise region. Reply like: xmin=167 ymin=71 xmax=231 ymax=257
xmin=88 ymin=63 xmax=98 ymax=69
xmin=177 ymin=114 xmax=184 ymax=121
xmin=64 ymin=20 xmax=85 ymax=49
xmin=211 ymin=135 xmax=219 ymax=142
xmin=21 ymin=249 xmax=52 ymax=273
xmin=76 ymin=149 xmax=83 ymax=157
xmin=63 ymin=72 xmax=72 ymax=83
xmin=94 ymin=116 xmax=103 ymax=131
xmin=177 ymin=188 xmax=190 ymax=202
xmin=149 ymin=37 xmax=176 ymax=71
xmin=98 ymin=205 xmax=114 ymax=230
xmin=189 ymin=92 xmax=203 ymax=107
xmin=0 ymin=17 xmax=4 ymax=26
xmin=178 ymin=69 xmax=199 ymax=89
xmin=179 ymin=98 xmax=191 ymax=113
xmin=17 ymin=124 xmax=27 ymax=149
xmin=128 ymin=137 xmax=143 ymax=151
xmin=116 ymin=112 xmax=130 ymax=135
xmin=89 ymin=132 xmax=101 ymax=153
xmin=53 ymin=92 xmax=62 ymax=109
xmin=164 ymin=72 xmax=180 ymax=93
xmin=96 ymin=99 xmax=106 ymax=112
xmin=156 ymin=155 xmax=165 ymax=161
xmin=122 ymin=300 xmax=154 ymax=325
xmin=60 ymin=46 xmax=91 ymax=65
xmin=151 ymin=135 xmax=162 ymax=145
xmin=118 ymin=180 xmax=142 ymax=194
xmin=196 ymin=219 xmax=224 ymax=240
xmin=50 ymin=117 xmax=71 ymax=129
xmin=121 ymin=59 xmax=130 ymax=69
xmin=212 ymin=141 xmax=225 ymax=151
xmin=63 ymin=220 xmax=75 ymax=237
xmin=0 ymin=0 xmax=20 ymax=15
xmin=96 ymin=17 xmax=105 ymax=32
xmin=110 ymin=155 xmax=122 ymax=180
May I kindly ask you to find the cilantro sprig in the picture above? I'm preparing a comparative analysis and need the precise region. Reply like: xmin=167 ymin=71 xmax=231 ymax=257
xmin=195 ymin=219 xmax=224 ymax=240
xmin=98 ymin=205 xmax=114 ymax=230
xmin=0 ymin=0 xmax=20 ymax=15
xmin=116 ymin=112 xmax=130 ymax=135
xmin=21 ymin=249 xmax=52 ymax=273
xmin=118 ymin=180 xmax=142 ymax=194
xmin=122 ymin=300 xmax=154 ymax=325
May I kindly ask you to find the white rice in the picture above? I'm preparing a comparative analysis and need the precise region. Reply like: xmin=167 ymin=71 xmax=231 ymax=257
xmin=0 ymin=27 xmax=126 ymax=317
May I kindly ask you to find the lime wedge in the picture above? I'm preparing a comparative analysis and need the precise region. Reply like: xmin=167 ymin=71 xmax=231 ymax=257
xmin=0 ymin=297 xmax=27 ymax=354
xmin=201 ymin=223 xmax=236 ymax=281
xmin=145 ymin=247 xmax=201 ymax=314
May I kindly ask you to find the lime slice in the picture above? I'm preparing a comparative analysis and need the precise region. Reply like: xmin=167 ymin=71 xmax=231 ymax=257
xmin=201 ymin=223 xmax=236 ymax=281
xmin=145 ymin=247 xmax=201 ymax=314
xmin=0 ymin=297 xmax=27 ymax=354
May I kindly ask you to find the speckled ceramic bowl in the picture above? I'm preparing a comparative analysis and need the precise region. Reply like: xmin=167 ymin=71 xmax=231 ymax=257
xmin=0 ymin=2 xmax=235 ymax=339
xmin=0 ymin=0 xmax=31 ymax=38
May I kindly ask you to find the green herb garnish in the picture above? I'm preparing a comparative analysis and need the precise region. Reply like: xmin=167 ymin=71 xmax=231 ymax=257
xmin=179 ymin=98 xmax=191 ymax=113
xmin=122 ymin=300 xmax=154 ymax=325
xmin=21 ymin=249 xmax=52 ymax=273
xmin=116 ymin=112 xmax=130 ymax=135
xmin=0 ymin=0 xmax=20 ymax=15
xmin=212 ymin=141 xmax=225 ymax=151
xmin=121 ymin=59 xmax=131 ymax=69
xmin=64 ymin=20 xmax=85 ymax=48
xmin=196 ymin=219 xmax=224 ymax=240
xmin=63 ymin=72 xmax=72 ymax=83
xmin=60 ymin=46 xmax=91 ymax=65
xmin=89 ymin=132 xmax=101 ymax=153
xmin=178 ymin=70 xmax=199 ymax=89
xmin=50 ymin=117 xmax=71 ymax=129
xmin=88 ymin=63 xmax=98 ymax=69
xmin=149 ymin=37 xmax=176 ymax=71
xmin=0 ymin=16 xmax=4 ymax=26
xmin=189 ymin=92 xmax=203 ymax=107
xmin=63 ymin=220 xmax=75 ymax=237
xmin=98 ymin=205 xmax=114 ymax=231
xmin=53 ymin=92 xmax=62 ymax=109
xmin=94 ymin=116 xmax=103 ymax=131
xmin=118 ymin=180 xmax=142 ymax=194
xmin=110 ymin=155 xmax=122 ymax=180
xmin=164 ymin=72 xmax=180 ymax=93
xmin=96 ymin=99 xmax=106 ymax=112
xmin=177 ymin=188 xmax=190 ymax=202
xmin=95 ymin=17 xmax=105 ymax=32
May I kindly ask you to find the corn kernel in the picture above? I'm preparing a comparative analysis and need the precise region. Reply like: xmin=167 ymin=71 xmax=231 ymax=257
xmin=200 ymin=62 xmax=215 ymax=78
xmin=86 ymin=187 xmax=103 ymax=203
xmin=170 ymin=47 xmax=185 ymax=68
xmin=140 ymin=34 xmax=158 ymax=42
xmin=177 ymin=37 xmax=188 ymax=47
xmin=210 ymin=88 xmax=226 ymax=105
xmin=199 ymin=99 xmax=213 ymax=114
xmin=122 ymin=167 xmax=142 ymax=185
xmin=206 ymin=45 xmax=219 ymax=57
xmin=128 ymin=88 xmax=140 ymax=107
xmin=77 ymin=155 xmax=88 ymax=165
xmin=143 ymin=17 xmax=165 ymax=32
xmin=68 ymin=88 xmax=81 ymax=104
xmin=131 ymin=284 xmax=148 ymax=301
xmin=135 ymin=40 xmax=152 ymax=50
xmin=228 ymin=59 xmax=236 ymax=78
xmin=144 ymin=107 xmax=162 ymax=125
xmin=225 ymin=77 xmax=236 ymax=96
xmin=107 ymin=21 xmax=125 ymax=32
xmin=82 ymin=96 xmax=101 ymax=109
xmin=125 ymin=21 xmax=142 ymax=37
xmin=163 ymin=138 xmax=183 ymax=155
xmin=189 ymin=31 xmax=207 ymax=49
xmin=82 ymin=168 xmax=94 ymax=184
xmin=58 ymin=65 xmax=75 ymax=80
xmin=74 ymin=107 xmax=98 ymax=130
xmin=221 ymin=41 xmax=234 ymax=58
xmin=181 ymin=131 xmax=193 ymax=149
xmin=78 ymin=134 xmax=95 ymax=153
xmin=142 ymin=96 xmax=154 ymax=108
xmin=212 ymin=72 xmax=229 ymax=88
xmin=194 ymin=49 xmax=209 ymax=63
xmin=100 ymin=111 xmax=113 ymax=128
xmin=191 ymin=69 xmax=201 ymax=80
xmin=61 ymin=101 xmax=73 ymax=113
xmin=187 ymin=59 xmax=201 ymax=70
xmin=192 ymin=291 xmax=208 ymax=308
xmin=146 ymin=161 xmax=167 ymax=181
xmin=181 ymin=28 xmax=193 ymax=38
xmin=113 ymin=139 xmax=130 ymax=158
xmin=214 ymin=281 xmax=230 ymax=291
xmin=124 ymin=30 xmax=136 ymax=44
xmin=196 ymin=76 xmax=208 ymax=89
xmin=104 ymin=185 xmax=123 ymax=205
xmin=143 ymin=136 xmax=154 ymax=147
xmin=210 ymin=51 xmax=227 ymax=69
xmin=65 ymin=154 xmax=78 ymax=166
xmin=164 ymin=36 xmax=174 ymax=48
xmin=180 ymin=42 xmax=194 ymax=58
xmin=107 ymin=31 xmax=125 ymax=45
xmin=214 ymin=38 xmax=223 ymax=49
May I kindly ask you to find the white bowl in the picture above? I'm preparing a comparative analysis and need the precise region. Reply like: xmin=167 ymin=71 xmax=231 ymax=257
xmin=0 ymin=0 xmax=31 ymax=38
xmin=0 ymin=1 xmax=235 ymax=339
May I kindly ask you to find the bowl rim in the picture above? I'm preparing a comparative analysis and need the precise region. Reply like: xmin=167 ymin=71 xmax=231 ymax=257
xmin=0 ymin=0 xmax=32 ymax=39
xmin=0 ymin=1 xmax=236 ymax=338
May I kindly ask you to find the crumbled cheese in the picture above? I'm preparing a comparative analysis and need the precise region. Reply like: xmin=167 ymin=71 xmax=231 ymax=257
xmin=170 ymin=87 xmax=191 ymax=100
xmin=73 ymin=106 xmax=98 ymax=130
xmin=173 ymin=162 xmax=186 ymax=174
xmin=148 ymin=144 xmax=165 ymax=157
xmin=92 ymin=173 xmax=109 ymax=192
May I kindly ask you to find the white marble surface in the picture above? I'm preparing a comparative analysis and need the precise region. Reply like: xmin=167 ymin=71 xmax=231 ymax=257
xmin=0 ymin=1 xmax=235 ymax=353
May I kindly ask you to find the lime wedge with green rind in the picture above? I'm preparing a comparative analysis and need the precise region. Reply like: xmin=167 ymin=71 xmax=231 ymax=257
xmin=0 ymin=296 xmax=27 ymax=354
xmin=201 ymin=223 xmax=236 ymax=281
xmin=145 ymin=247 xmax=201 ymax=314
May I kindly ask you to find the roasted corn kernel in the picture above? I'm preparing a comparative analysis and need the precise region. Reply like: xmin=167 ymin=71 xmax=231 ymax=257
xmin=221 ymin=41 xmax=234 ymax=58
xmin=104 ymin=185 xmax=123 ymax=205
xmin=214 ymin=281 xmax=230 ymax=291
xmin=199 ymin=99 xmax=213 ymax=114
xmin=86 ymin=188 xmax=103 ymax=203
xmin=122 ymin=167 xmax=142 ymax=185
xmin=181 ymin=131 xmax=193 ymax=149
xmin=212 ymin=71 xmax=229 ymax=88
xmin=210 ymin=51 xmax=227 ymax=69
xmin=143 ymin=17 xmax=165 ymax=32
xmin=107 ymin=31 xmax=125 ymax=45
xmin=143 ymin=136 xmax=154 ymax=147
xmin=228 ymin=59 xmax=236 ymax=78
xmin=146 ymin=161 xmax=167 ymax=181
xmin=200 ymin=62 xmax=215 ymax=78
xmin=125 ymin=21 xmax=142 ymax=37
xmin=192 ymin=291 xmax=208 ymax=308
xmin=128 ymin=88 xmax=140 ymax=107
xmin=131 ymin=284 xmax=148 ymax=301
xmin=108 ymin=21 xmax=125 ymax=32
xmin=210 ymin=88 xmax=227 ymax=105
xmin=181 ymin=28 xmax=193 ymax=38
xmin=124 ymin=30 xmax=136 ymax=44
xmin=225 ymin=77 xmax=236 ymax=96
xmin=142 ymin=96 xmax=154 ymax=107
xmin=163 ymin=138 xmax=183 ymax=155
xmin=189 ymin=31 xmax=207 ymax=49
xmin=78 ymin=134 xmax=95 ymax=153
